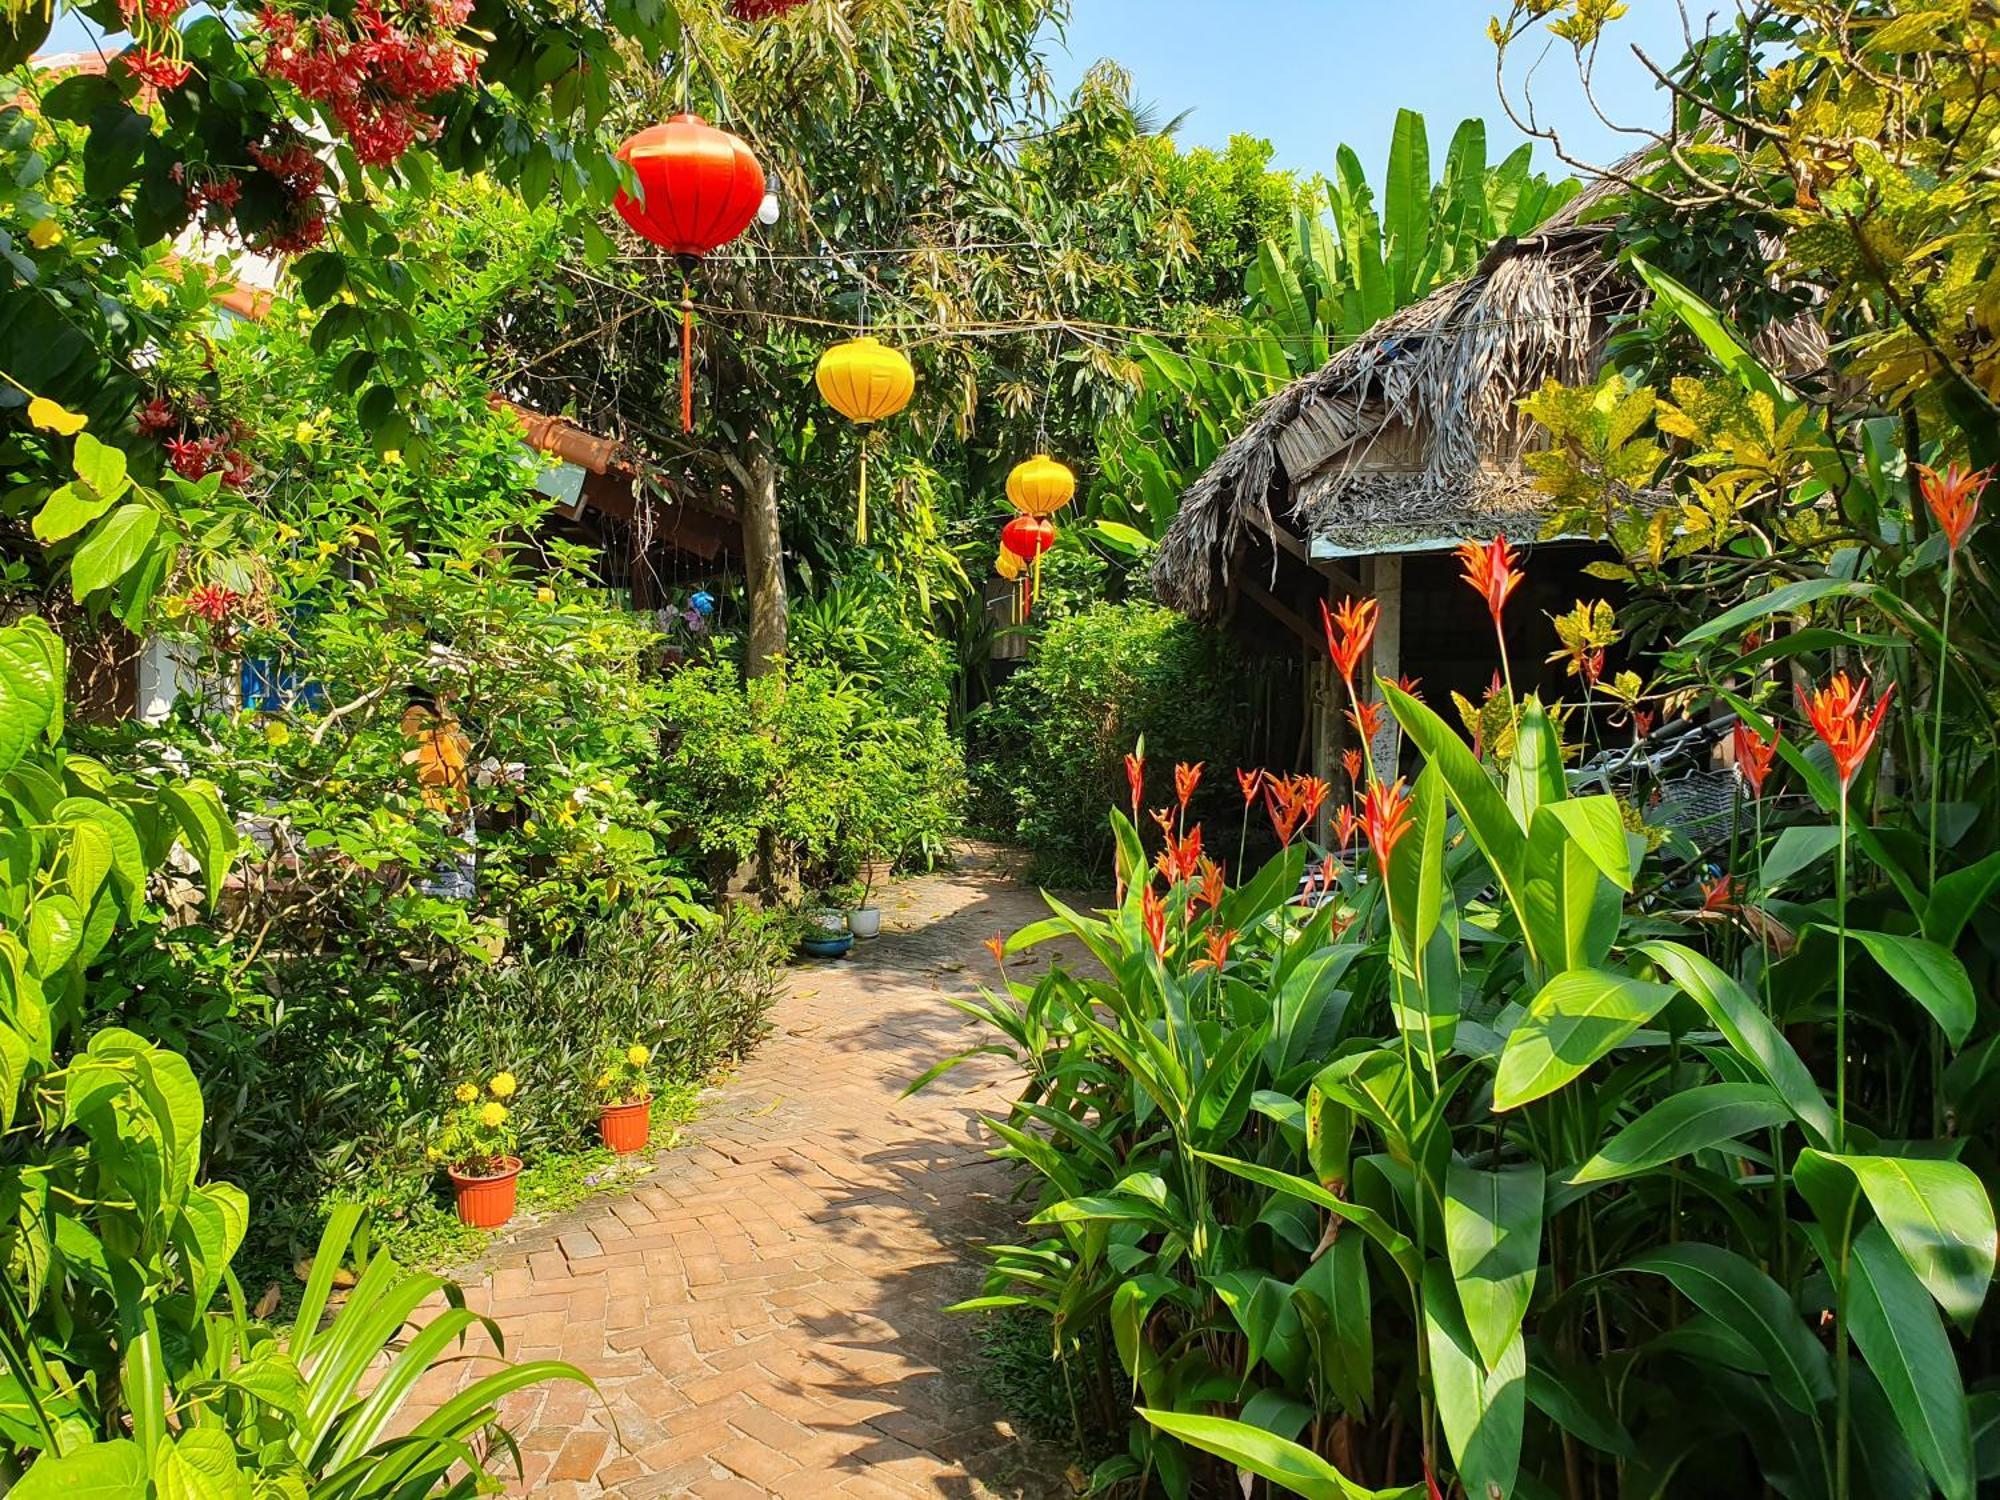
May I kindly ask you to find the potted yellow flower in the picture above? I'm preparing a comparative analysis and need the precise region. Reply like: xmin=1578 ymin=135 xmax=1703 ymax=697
xmin=434 ymin=1071 xmax=521 ymax=1227
xmin=595 ymin=1044 xmax=654 ymax=1155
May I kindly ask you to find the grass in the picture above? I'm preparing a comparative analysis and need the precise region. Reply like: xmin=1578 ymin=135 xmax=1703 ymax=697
xmin=969 ymin=1307 xmax=1122 ymax=1472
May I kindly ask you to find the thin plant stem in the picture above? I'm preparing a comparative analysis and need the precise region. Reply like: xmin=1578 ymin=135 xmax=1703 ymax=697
xmin=1927 ymin=558 xmax=1955 ymax=1134
xmin=1834 ymin=786 xmax=1851 ymax=1500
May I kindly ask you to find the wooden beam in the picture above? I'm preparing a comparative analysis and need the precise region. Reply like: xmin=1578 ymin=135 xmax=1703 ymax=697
xmin=1240 ymin=576 xmax=1317 ymax=649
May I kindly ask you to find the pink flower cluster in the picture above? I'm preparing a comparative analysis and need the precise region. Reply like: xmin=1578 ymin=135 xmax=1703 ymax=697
xmin=246 ymin=132 xmax=330 ymax=252
xmin=137 ymin=396 xmax=255 ymax=488
xmin=119 ymin=45 xmax=192 ymax=88
xmin=256 ymin=0 xmax=478 ymax=166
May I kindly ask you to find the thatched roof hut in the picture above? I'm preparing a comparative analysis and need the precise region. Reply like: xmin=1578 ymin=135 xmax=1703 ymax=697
xmin=1153 ymin=180 xmax=1635 ymax=623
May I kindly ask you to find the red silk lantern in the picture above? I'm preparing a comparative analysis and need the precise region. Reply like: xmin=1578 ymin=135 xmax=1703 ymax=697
xmin=613 ymin=115 xmax=766 ymax=431
xmin=1001 ymin=515 xmax=1056 ymax=618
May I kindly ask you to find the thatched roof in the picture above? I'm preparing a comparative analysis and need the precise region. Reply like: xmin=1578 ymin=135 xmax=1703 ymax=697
xmin=1153 ymin=184 xmax=1635 ymax=621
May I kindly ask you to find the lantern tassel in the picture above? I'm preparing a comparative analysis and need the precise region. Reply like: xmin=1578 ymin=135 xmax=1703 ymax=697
xmin=679 ymin=284 xmax=695 ymax=433
xmin=857 ymin=445 xmax=869 ymax=546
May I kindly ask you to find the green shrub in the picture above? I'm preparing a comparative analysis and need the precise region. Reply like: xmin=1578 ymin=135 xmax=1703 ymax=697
xmin=970 ymin=601 xmax=1252 ymax=884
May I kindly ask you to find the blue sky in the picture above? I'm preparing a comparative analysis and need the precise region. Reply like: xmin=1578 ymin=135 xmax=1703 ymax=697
xmin=1045 ymin=1 xmax=1691 ymax=183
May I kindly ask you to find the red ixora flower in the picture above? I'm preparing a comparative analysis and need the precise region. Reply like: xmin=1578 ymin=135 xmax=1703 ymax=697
xmin=1175 ymin=762 xmax=1204 ymax=810
xmin=1235 ymin=767 xmax=1263 ymax=806
xmin=1917 ymin=462 xmax=1991 ymax=553
xmin=1798 ymin=672 xmax=1895 ymax=788
xmin=1456 ymin=535 xmax=1524 ymax=626
xmin=1124 ymin=750 xmax=1145 ymax=821
xmin=1362 ymin=778 xmax=1414 ymax=873
xmin=1320 ymin=596 xmax=1379 ymax=690
xmin=1733 ymin=720 xmax=1781 ymax=798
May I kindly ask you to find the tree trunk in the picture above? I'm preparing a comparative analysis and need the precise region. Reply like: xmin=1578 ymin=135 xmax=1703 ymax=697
xmin=739 ymin=430 xmax=788 ymax=678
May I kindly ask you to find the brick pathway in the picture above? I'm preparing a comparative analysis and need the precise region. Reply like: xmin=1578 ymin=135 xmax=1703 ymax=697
xmin=427 ymin=846 xmax=1074 ymax=1498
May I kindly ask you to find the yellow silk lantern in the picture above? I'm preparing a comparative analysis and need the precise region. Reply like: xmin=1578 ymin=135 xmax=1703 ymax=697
xmin=995 ymin=547 xmax=1026 ymax=581
xmin=1006 ymin=453 xmax=1076 ymax=519
xmin=816 ymin=336 xmax=916 ymax=545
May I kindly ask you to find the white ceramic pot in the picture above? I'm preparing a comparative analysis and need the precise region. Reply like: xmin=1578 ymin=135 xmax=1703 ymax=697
xmin=847 ymin=907 xmax=883 ymax=940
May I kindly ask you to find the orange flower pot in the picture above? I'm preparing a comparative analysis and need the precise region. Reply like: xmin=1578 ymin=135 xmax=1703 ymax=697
xmin=599 ymin=1097 xmax=652 ymax=1155
xmin=448 ymin=1156 xmax=522 ymax=1229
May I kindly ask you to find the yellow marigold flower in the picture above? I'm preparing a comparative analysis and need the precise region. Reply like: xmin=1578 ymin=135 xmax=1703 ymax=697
xmin=625 ymin=1044 xmax=650 ymax=1068
xmin=536 ymin=587 xmax=556 ymax=604
xmin=264 ymin=720 xmax=291 ymax=747
xmin=595 ymin=1071 xmax=614 ymax=1089
xmin=480 ymin=1102 xmax=508 ymax=1128
xmin=487 ymin=1071 xmax=517 ymax=1099
xmin=27 ymin=218 xmax=61 ymax=249
xmin=454 ymin=1082 xmax=479 ymax=1104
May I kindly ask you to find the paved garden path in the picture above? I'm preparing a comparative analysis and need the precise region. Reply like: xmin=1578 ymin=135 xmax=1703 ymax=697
xmin=435 ymin=846 xmax=1076 ymax=1498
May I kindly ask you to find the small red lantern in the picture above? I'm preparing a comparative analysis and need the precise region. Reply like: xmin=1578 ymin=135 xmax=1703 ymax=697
xmin=1001 ymin=515 xmax=1056 ymax=617
xmin=614 ymin=115 xmax=766 ymax=432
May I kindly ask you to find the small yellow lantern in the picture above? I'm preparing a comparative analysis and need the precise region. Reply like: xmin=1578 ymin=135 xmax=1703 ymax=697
xmin=816 ymin=336 xmax=916 ymax=545
xmin=995 ymin=546 xmax=1026 ymax=625
xmin=1006 ymin=453 xmax=1076 ymax=519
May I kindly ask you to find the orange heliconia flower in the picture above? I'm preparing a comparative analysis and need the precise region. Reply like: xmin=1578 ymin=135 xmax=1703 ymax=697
xmin=1193 ymin=927 xmax=1237 ymax=972
xmin=1297 ymin=775 xmax=1330 ymax=825
xmin=1320 ymin=596 xmax=1380 ymax=689
xmin=1342 ymin=748 xmax=1364 ymax=785
xmin=1151 ymin=806 xmax=1176 ymax=838
xmin=1264 ymin=773 xmax=1327 ymax=849
xmin=1124 ymin=750 xmax=1145 ymax=820
xmin=1346 ymin=698 xmax=1385 ymax=745
xmin=1396 ymin=673 xmax=1424 ymax=701
xmin=1581 ymin=648 xmax=1606 ymax=688
xmin=1196 ymin=856 xmax=1226 ymax=911
xmin=1168 ymin=826 xmax=1204 ymax=883
xmin=1733 ymin=721 xmax=1781 ymax=798
xmin=1141 ymin=886 xmax=1167 ymax=957
xmin=1235 ymin=767 xmax=1263 ymax=806
xmin=1700 ymin=875 xmax=1737 ymax=914
xmin=1632 ymin=708 xmax=1655 ymax=741
xmin=1455 ymin=535 xmax=1524 ymax=626
xmin=1333 ymin=803 xmax=1361 ymax=851
xmin=1175 ymin=761 xmax=1204 ymax=810
xmin=984 ymin=932 xmax=1006 ymax=966
xmin=1361 ymin=778 xmax=1414 ymax=873
xmin=1918 ymin=462 xmax=1992 ymax=552
xmin=1798 ymin=672 xmax=1895 ymax=787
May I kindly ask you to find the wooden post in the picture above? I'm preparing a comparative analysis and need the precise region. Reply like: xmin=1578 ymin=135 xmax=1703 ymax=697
xmin=1368 ymin=555 xmax=1404 ymax=778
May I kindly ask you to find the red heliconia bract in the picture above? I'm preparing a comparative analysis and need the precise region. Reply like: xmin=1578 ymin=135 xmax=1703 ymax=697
xmin=1798 ymin=672 xmax=1895 ymax=788
xmin=1124 ymin=750 xmax=1145 ymax=822
xmin=1193 ymin=927 xmax=1236 ymax=972
xmin=1733 ymin=720 xmax=1781 ymax=798
xmin=1917 ymin=461 xmax=1991 ymax=553
xmin=1235 ymin=767 xmax=1262 ymax=806
xmin=1362 ymin=778 xmax=1414 ymax=875
xmin=1141 ymin=886 xmax=1167 ymax=958
xmin=1320 ymin=595 xmax=1379 ymax=691
xmin=1456 ymin=535 xmax=1524 ymax=626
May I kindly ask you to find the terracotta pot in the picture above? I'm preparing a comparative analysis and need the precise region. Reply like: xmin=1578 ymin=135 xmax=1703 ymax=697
xmin=448 ymin=1156 xmax=522 ymax=1229
xmin=599 ymin=1097 xmax=652 ymax=1155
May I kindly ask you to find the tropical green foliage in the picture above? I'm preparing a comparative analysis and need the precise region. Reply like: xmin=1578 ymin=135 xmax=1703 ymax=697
xmin=969 ymin=601 xmax=1254 ymax=884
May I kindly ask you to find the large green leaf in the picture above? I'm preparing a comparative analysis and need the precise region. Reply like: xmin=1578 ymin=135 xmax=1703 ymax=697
xmin=9 ymin=1438 xmax=148 ymax=1498
xmin=0 ymin=619 xmax=61 ymax=777
xmin=1292 ymin=1232 xmax=1372 ymax=1416
xmin=1761 ymin=826 xmax=1839 ymax=890
xmin=1382 ymin=108 xmax=1431 ymax=306
xmin=1847 ymin=1222 xmax=1974 ymax=1500
xmin=1195 ymin=1149 xmax=1419 ymax=1286
xmin=1443 ymin=1161 xmax=1543 ymax=1371
xmin=1492 ymin=968 xmax=1673 ymax=1110
xmin=1842 ymin=929 xmax=1976 ymax=1047
xmin=1637 ymin=940 xmax=1836 ymax=1147
xmin=1423 ymin=1262 xmax=1526 ymax=1500
xmin=1926 ymin=850 xmax=2000 ymax=947
xmin=1569 ymin=1083 xmax=1790 ymax=1185
xmin=1632 ymin=258 xmax=1795 ymax=406
xmin=1794 ymin=1150 xmax=1996 ymax=1325
xmin=1138 ymin=1409 xmax=1419 ymax=1500
xmin=68 ymin=503 xmax=160 ymax=601
xmin=1625 ymin=1244 xmax=1833 ymax=1417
